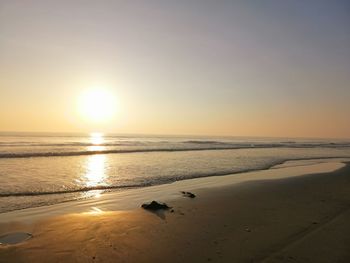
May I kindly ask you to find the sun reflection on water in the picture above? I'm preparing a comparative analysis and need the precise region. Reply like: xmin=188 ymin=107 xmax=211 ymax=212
xmin=85 ymin=154 xmax=107 ymax=187
xmin=83 ymin=206 xmax=105 ymax=216
xmin=80 ymin=133 xmax=109 ymax=198
xmin=90 ymin=132 xmax=104 ymax=145
xmin=90 ymin=206 xmax=104 ymax=214
xmin=81 ymin=189 xmax=103 ymax=199
xmin=88 ymin=132 xmax=106 ymax=152
xmin=88 ymin=145 xmax=106 ymax=151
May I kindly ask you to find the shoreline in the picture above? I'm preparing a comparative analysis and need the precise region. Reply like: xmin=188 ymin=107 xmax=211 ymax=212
xmin=1 ymin=158 xmax=350 ymax=262
xmin=2 ymin=156 xmax=350 ymax=199
xmin=0 ymin=158 xmax=348 ymax=224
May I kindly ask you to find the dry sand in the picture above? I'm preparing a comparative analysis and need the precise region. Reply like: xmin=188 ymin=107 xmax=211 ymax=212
xmin=0 ymin=160 xmax=350 ymax=262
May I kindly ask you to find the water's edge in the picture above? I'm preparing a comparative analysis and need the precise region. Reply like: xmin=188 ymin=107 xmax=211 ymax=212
xmin=1 ymin=156 xmax=349 ymax=215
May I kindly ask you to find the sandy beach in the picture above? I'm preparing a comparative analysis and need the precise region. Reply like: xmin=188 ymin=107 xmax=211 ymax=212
xmin=0 ymin=162 xmax=350 ymax=262
xmin=1 ymin=159 xmax=350 ymax=263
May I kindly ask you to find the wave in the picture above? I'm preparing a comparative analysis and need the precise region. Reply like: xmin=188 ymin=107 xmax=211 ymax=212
xmin=0 ymin=160 xmax=286 ymax=197
xmin=0 ymin=147 xmax=248 ymax=158
xmin=183 ymin=140 xmax=230 ymax=145
xmin=0 ymin=184 xmax=150 ymax=197
xmin=1 ymin=143 xmax=350 ymax=159
xmin=0 ymin=142 xmax=146 ymax=147
xmin=1 ymin=156 xmax=348 ymax=198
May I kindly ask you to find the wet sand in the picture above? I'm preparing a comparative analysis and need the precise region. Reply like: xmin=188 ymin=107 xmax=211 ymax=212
xmin=0 ymin=160 xmax=350 ymax=262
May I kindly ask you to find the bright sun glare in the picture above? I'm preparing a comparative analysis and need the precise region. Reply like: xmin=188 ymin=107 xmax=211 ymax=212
xmin=78 ymin=89 xmax=116 ymax=123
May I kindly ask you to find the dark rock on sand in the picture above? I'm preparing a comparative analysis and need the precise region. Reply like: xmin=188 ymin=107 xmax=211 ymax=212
xmin=141 ymin=201 xmax=171 ymax=211
xmin=181 ymin=191 xmax=196 ymax=198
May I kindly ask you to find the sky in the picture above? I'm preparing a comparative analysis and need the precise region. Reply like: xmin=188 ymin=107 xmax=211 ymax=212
xmin=0 ymin=0 xmax=349 ymax=138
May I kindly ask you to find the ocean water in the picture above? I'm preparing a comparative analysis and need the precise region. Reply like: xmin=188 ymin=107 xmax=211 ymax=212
xmin=0 ymin=132 xmax=350 ymax=214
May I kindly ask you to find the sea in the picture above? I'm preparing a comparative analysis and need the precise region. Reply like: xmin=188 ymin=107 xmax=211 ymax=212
xmin=1 ymin=132 xmax=350 ymax=214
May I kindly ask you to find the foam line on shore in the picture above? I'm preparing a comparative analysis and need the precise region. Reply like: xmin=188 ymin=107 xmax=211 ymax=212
xmin=0 ymin=158 xmax=347 ymax=224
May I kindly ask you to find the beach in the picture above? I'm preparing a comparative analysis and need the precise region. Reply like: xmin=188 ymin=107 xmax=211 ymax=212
xmin=1 ymin=159 xmax=349 ymax=262
xmin=2 ymin=0 xmax=350 ymax=262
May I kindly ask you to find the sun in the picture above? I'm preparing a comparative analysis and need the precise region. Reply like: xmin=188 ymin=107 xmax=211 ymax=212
xmin=78 ymin=89 xmax=116 ymax=123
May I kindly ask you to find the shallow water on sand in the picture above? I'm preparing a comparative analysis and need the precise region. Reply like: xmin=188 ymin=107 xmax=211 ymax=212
xmin=1 ymin=132 xmax=350 ymax=213
xmin=0 ymin=232 xmax=32 ymax=245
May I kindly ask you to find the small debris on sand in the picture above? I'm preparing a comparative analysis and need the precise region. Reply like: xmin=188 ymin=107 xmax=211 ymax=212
xmin=181 ymin=191 xmax=196 ymax=198
xmin=141 ymin=201 xmax=171 ymax=211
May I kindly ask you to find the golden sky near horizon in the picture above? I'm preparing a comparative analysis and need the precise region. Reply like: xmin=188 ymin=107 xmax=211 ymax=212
xmin=0 ymin=1 xmax=349 ymax=138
